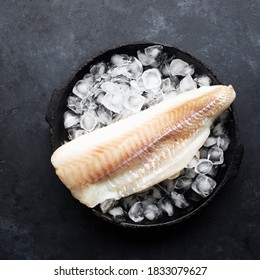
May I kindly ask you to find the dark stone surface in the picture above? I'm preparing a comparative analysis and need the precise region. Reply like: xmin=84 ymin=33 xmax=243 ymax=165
xmin=0 ymin=0 xmax=259 ymax=259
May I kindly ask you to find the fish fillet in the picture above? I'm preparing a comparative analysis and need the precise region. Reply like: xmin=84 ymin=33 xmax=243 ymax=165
xmin=51 ymin=85 xmax=236 ymax=207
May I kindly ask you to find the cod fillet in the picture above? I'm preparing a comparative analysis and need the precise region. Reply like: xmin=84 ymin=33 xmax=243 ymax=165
xmin=51 ymin=85 xmax=236 ymax=207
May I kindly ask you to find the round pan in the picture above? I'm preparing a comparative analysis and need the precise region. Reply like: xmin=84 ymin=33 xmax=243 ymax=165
xmin=46 ymin=43 xmax=244 ymax=228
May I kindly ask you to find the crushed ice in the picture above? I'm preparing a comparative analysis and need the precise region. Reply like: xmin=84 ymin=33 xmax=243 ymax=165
xmin=65 ymin=45 xmax=206 ymax=140
xmin=191 ymin=175 xmax=217 ymax=198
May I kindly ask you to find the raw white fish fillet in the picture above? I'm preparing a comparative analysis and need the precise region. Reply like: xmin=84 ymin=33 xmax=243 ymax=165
xmin=51 ymin=85 xmax=236 ymax=207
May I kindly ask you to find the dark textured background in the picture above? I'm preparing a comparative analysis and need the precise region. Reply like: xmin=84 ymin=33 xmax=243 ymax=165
xmin=0 ymin=0 xmax=259 ymax=260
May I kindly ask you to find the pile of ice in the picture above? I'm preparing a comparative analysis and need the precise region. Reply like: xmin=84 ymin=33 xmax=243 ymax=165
xmin=63 ymin=45 xmax=231 ymax=223
xmin=64 ymin=45 xmax=212 ymax=140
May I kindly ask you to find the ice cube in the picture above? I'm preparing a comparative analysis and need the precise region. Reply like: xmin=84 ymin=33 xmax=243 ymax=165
xmin=143 ymin=204 xmax=162 ymax=221
xmin=107 ymin=65 xmax=126 ymax=77
xmin=179 ymin=74 xmax=197 ymax=92
xmin=83 ymin=73 xmax=94 ymax=82
xmin=72 ymin=79 xmax=92 ymax=98
xmin=136 ymin=76 xmax=146 ymax=91
xmin=217 ymin=134 xmax=230 ymax=151
xmin=111 ymin=54 xmax=131 ymax=66
xmin=144 ymin=45 xmax=163 ymax=58
xmin=195 ymin=159 xmax=213 ymax=175
xmin=171 ymin=191 xmax=189 ymax=208
xmin=101 ymin=91 xmax=125 ymax=113
xmin=152 ymin=186 xmax=163 ymax=199
xmin=130 ymin=78 xmax=145 ymax=92
xmin=165 ymin=179 xmax=177 ymax=193
xmin=96 ymin=105 xmax=113 ymax=125
xmin=93 ymin=88 xmax=106 ymax=104
xmin=121 ymin=195 xmax=138 ymax=210
xmin=109 ymin=57 xmax=143 ymax=79
xmin=187 ymin=154 xmax=200 ymax=168
xmin=90 ymin=62 xmax=106 ymax=78
xmin=161 ymin=77 xmax=178 ymax=94
xmin=161 ymin=63 xmax=171 ymax=76
xmin=95 ymin=91 xmax=106 ymax=104
xmin=100 ymin=198 xmax=116 ymax=213
xmin=212 ymin=122 xmax=226 ymax=136
xmin=64 ymin=111 xmax=79 ymax=129
xmin=67 ymin=95 xmax=84 ymax=114
xmin=80 ymin=110 xmax=98 ymax=132
xmin=161 ymin=78 xmax=172 ymax=92
xmin=182 ymin=168 xmax=197 ymax=178
xmin=200 ymin=147 xmax=209 ymax=159
xmin=137 ymin=50 xmax=155 ymax=66
xmin=208 ymin=146 xmax=224 ymax=165
xmin=118 ymin=83 xmax=130 ymax=95
xmin=142 ymin=68 xmax=162 ymax=89
xmin=101 ymin=81 xmax=119 ymax=94
xmin=203 ymin=136 xmax=217 ymax=147
xmin=157 ymin=197 xmax=174 ymax=216
xmin=128 ymin=57 xmax=143 ymax=79
xmin=175 ymin=176 xmax=193 ymax=191
xmin=182 ymin=65 xmax=195 ymax=76
xmin=194 ymin=75 xmax=212 ymax=87
xmin=128 ymin=201 xmax=144 ymax=223
xmin=191 ymin=174 xmax=216 ymax=197
xmin=129 ymin=80 xmax=139 ymax=90
xmin=124 ymin=91 xmax=145 ymax=113
xmin=109 ymin=206 xmax=125 ymax=219
xmin=170 ymin=59 xmax=189 ymax=76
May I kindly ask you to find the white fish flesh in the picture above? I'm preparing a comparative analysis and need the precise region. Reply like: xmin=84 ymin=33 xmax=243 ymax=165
xmin=51 ymin=85 xmax=236 ymax=207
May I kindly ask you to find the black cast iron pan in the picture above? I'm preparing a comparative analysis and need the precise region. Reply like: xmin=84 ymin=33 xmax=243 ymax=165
xmin=46 ymin=43 xmax=244 ymax=228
